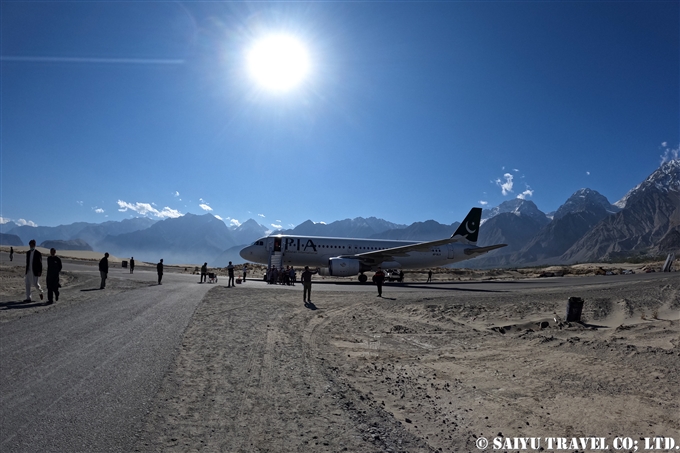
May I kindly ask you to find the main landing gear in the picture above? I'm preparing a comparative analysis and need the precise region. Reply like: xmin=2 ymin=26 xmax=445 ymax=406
xmin=358 ymin=273 xmax=368 ymax=283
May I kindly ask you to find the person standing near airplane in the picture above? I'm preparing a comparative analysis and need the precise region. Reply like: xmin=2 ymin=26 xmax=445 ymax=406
xmin=99 ymin=253 xmax=109 ymax=289
xmin=157 ymin=259 xmax=164 ymax=285
xmin=373 ymin=267 xmax=385 ymax=297
xmin=427 ymin=270 xmax=432 ymax=283
xmin=301 ymin=266 xmax=318 ymax=304
xmin=46 ymin=248 xmax=62 ymax=305
xmin=227 ymin=261 xmax=235 ymax=287
xmin=200 ymin=262 xmax=208 ymax=283
xmin=242 ymin=264 xmax=248 ymax=282
xmin=24 ymin=239 xmax=43 ymax=302
xmin=10 ymin=246 xmax=14 ymax=261
xmin=129 ymin=257 xmax=135 ymax=274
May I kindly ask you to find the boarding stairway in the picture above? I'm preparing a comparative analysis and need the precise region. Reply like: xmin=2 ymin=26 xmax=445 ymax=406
xmin=268 ymin=251 xmax=283 ymax=271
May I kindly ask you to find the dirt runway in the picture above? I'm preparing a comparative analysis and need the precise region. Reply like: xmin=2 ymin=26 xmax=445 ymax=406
xmin=134 ymin=275 xmax=680 ymax=453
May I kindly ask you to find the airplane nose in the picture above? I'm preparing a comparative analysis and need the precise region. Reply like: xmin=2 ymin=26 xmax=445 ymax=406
xmin=239 ymin=246 xmax=250 ymax=261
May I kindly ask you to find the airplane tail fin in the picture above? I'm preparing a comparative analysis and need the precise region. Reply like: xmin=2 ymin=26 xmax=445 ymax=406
xmin=451 ymin=207 xmax=482 ymax=243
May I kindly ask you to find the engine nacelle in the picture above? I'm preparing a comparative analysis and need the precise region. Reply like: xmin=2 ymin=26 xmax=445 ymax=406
xmin=327 ymin=257 xmax=362 ymax=277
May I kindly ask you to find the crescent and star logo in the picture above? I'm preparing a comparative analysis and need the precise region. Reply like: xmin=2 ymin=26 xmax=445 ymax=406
xmin=465 ymin=221 xmax=477 ymax=235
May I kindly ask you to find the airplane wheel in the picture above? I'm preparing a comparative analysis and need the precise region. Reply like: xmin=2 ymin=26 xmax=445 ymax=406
xmin=358 ymin=274 xmax=368 ymax=283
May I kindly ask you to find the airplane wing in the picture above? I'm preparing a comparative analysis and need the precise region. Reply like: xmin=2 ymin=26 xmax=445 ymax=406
xmin=347 ymin=239 xmax=507 ymax=264
xmin=350 ymin=237 xmax=465 ymax=263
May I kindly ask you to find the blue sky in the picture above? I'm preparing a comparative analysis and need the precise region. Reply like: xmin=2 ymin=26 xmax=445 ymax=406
xmin=1 ymin=1 xmax=678 ymax=231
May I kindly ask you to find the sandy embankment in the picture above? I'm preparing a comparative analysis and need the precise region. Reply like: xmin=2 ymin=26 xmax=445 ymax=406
xmin=134 ymin=273 xmax=680 ymax=453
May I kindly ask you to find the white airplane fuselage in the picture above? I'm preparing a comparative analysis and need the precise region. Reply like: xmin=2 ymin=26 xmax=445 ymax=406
xmin=241 ymin=235 xmax=470 ymax=269
xmin=239 ymin=208 xmax=506 ymax=281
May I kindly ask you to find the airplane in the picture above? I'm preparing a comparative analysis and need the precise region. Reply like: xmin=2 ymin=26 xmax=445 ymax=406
xmin=239 ymin=207 xmax=507 ymax=283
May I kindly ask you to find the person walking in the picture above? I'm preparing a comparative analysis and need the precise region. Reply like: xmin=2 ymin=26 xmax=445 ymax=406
xmin=242 ymin=264 xmax=248 ymax=282
xmin=99 ymin=253 xmax=109 ymax=289
xmin=24 ymin=239 xmax=43 ymax=302
xmin=129 ymin=257 xmax=135 ymax=274
xmin=301 ymin=266 xmax=318 ymax=304
xmin=46 ymin=248 xmax=62 ymax=305
xmin=200 ymin=263 xmax=208 ymax=283
xmin=227 ymin=261 xmax=235 ymax=287
xmin=373 ymin=267 xmax=385 ymax=297
xmin=157 ymin=259 xmax=164 ymax=285
xmin=9 ymin=246 xmax=14 ymax=261
xmin=426 ymin=270 xmax=432 ymax=283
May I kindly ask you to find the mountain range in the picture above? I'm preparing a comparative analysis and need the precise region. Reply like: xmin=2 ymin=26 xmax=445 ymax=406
xmin=2 ymin=159 xmax=678 ymax=268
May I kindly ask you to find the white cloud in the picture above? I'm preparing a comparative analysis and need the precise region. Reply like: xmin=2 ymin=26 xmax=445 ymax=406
xmin=517 ymin=189 xmax=534 ymax=200
xmin=76 ymin=200 xmax=83 ymax=206
xmin=271 ymin=223 xmax=282 ymax=229
xmin=661 ymin=142 xmax=667 ymax=147
xmin=94 ymin=208 xmax=105 ymax=214
xmin=117 ymin=200 xmax=182 ymax=219
xmin=0 ymin=217 xmax=10 ymax=224
xmin=495 ymin=173 xmax=514 ymax=196
xmin=17 ymin=219 xmax=38 ymax=227
xmin=258 ymin=214 xmax=265 ymax=218
xmin=586 ymin=171 xmax=590 ymax=176
xmin=173 ymin=191 xmax=180 ymax=197
xmin=199 ymin=203 xmax=213 ymax=212
xmin=479 ymin=200 xmax=488 ymax=206
xmin=660 ymin=145 xmax=679 ymax=165
xmin=214 ymin=215 xmax=223 ymax=221
xmin=230 ymin=219 xmax=241 ymax=227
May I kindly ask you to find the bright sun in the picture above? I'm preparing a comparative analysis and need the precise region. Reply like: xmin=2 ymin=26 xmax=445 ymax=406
xmin=247 ymin=34 xmax=310 ymax=92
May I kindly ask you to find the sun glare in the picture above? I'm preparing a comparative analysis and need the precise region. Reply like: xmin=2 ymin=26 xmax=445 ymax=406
xmin=247 ymin=34 xmax=310 ymax=92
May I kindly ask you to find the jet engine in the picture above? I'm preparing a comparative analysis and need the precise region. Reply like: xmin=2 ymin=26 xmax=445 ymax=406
xmin=327 ymin=257 xmax=362 ymax=277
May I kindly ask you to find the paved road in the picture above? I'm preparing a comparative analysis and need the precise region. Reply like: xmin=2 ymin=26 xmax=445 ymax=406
xmin=0 ymin=271 xmax=213 ymax=453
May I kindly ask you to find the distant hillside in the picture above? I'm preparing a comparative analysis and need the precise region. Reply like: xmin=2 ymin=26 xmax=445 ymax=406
xmin=39 ymin=239 xmax=93 ymax=251
xmin=0 ymin=233 xmax=23 ymax=246
xmin=561 ymin=159 xmax=680 ymax=262
xmin=278 ymin=217 xmax=406 ymax=238
xmin=99 ymin=213 xmax=237 ymax=265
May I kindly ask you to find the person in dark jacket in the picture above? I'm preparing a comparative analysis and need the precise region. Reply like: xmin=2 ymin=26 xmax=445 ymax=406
xmin=300 ymin=266 xmax=318 ymax=303
xmin=129 ymin=257 xmax=135 ymax=274
xmin=157 ymin=259 xmax=164 ymax=285
xmin=373 ymin=267 xmax=385 ymax=297
xmin=46 ymin=248 xmax=62 ymax=304
xmin=9 ymin=246 xmax=14 ymax=261
xmin=24 ymin=239 xmax=43 ymax=302
xmin=227 ymin=262 xmax=235 ymax=287
xmin=99 ymin=252 xmax=109 ymax=289
xmin=200 ymin=263 xmax=208 ymax=283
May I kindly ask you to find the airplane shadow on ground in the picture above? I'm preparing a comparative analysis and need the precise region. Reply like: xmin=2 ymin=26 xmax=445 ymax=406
xmin=0 ymin=300 xmax=49 ymax=310
xmin=317 ymin=281 xmax=509 ymax=293
xmin=578 ymin=322 xmax=611 ymax=329
xmin=81 ymin=288 xmax=104 ymax=292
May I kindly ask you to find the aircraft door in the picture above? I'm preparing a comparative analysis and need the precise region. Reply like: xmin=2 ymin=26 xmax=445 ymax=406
xmin=274 ymin=237 xmax=282 ymax=252
xmin=447 ymin=244 xmax=455 ymax=259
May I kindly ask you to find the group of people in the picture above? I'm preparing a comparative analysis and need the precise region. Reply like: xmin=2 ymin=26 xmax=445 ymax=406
xmin=98 ymin=253 xmax=164 ymax=288
xmin=23 ymin=239 xmax=62 ymax=304
xmin=200 ymin=262 xmax=241 ymax=287
xmin=266 ymin=265 xmax=297 ymax=285
xmin=19 ymin=243 xmax=429 ymax=306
